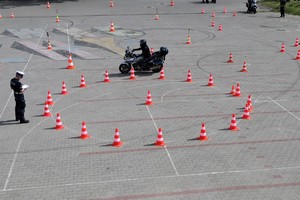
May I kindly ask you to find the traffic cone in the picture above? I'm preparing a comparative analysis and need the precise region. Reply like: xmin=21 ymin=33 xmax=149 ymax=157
xmin=223 ymin=7 xmax=227 ymax=13
xmin=155 ymin=128 xmax=165 ymax=146
xmin=233 ymin=11 xmax=237 ymax=16
xmin=199 ymin=123 xmax=208 ymax=141
xmin=201 ymin=8 xmax=205 ymax=14
xmin=66 ymin=54 xmax=75 ymax=69
xmin=280 ymin=43 xmax=285 ymax=52
xmin=227 ymin=52 xmax=234 ymax=63
xmin=211 ymin=11 xmax=215 ymax=17
xmin=228 ymin=114 xmax=239 ymax=131
xmin=155 ymin=14 xmax=159 ymax=20
xmin=145 ymin=90 xmax=153 ymax=105
xmin=47 ymin=40 xmax=52 ymax=50
xmin=43 ymin=101 xmax=51 ymax=117
xmin=150 ymin=48 xmax=154 ymax=55
xmin=234 ymin=83 xmax=241 ymax=97
xmin=0 ymin=13 xmax=2 ymax=19
xmin=109 ymin=21 xmax=115 ymax=32
xmin=10 ymin=13 xmax=14 ymax=19
xmin=207 ymin=74 xmax=214 ymax=86
xmin=170 ymin=0 xmax=175 ymax=6
xmin=159 ymin=67 xmax=165 ymax=80
xmin=186 ymin=70 xmax=192 ymax=82
xmin=109 ymin=0 xmax=114 ymax=7
xmin=242 ymin=105 xmax=251 ymax=120
xmin=129 ymin=67 xmax=136 ymax=80
xmin=46 ymin=90 xmax=54 ymax=105
xmin=294 ymin=37 xmax=299 ymax=47
xmin=247 ymin=94 xmax=253 ymax=112
xmin=186 ymin=35 xmax=191 ymax=44
xmin=80 ymin=121 xmax=90 ymax=140
xmin=56 ymin=15 xmax=59 ymax=23
xmin=240 ymin=61 xmax=248 ymax=72
xmin=218 ymin=24 xmax=223 ymax=31
xmin=47 ymin=1 xmax=51 ymax=9
xmin=211 ymin=19 xmax=215 ymax=27
xmin=61 ymin=81 xmax=68 ymax=95
xmin=230 ymin=85 xmax=235 ymax=95
xmin=295 ymin=50 xmax=300 ymax=60
xmin=103 ymin=70 xmax=110 ymax=82
xmin=112 ymin=128 xmax=123 ymax=147
xmin=55 ymin=113 xmax=64 ymax=130
xmin=80 ymin=74 xmax=87 ymax=88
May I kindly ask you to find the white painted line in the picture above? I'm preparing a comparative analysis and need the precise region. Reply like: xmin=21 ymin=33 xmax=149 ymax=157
xmin=1 ymin=165 xmax=300 ymax=192
xmin=2 ymin=24 xmax=48 ymax=191
xmin=146 ymin=106 xmax=179 ymax=176
xmin=66 ymin=23 xmax=71 ymax=54
xmin=268 ymin=97 xmax=300 ymax=121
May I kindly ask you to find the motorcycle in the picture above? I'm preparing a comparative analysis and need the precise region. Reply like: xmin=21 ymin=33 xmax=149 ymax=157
xmin=119 ymin=46 xmax=168 ymax=74
xmin=246 ymin=0 xmax=257 ymax=14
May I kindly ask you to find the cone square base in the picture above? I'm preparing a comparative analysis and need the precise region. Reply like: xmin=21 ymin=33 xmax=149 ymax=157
xmin=43 ymin=113 xmax=51 ymax=117
xmin=280 ymin=50 xmax=285 ymax=53
xmin=155 ymin=141 xmax=165 ymax=146
xmin=145 ymin=102 xmax=153 ymax=105
xmin=112 ymin=141 xmax=123 ymax=147
xmin=186 ymin=42 xmax=191 ymax=45
xmin=207 ymin=83 xmax=214 ymax=86
xmin=103 ymin=80 xmax=110 ymax=83
xmin=240 ymin=69 xmax=248 ymax=72
xmin=227 ymin=60 xmax=234 ymax=63
xmin=129 ymin=77 xmax=136 ymax=80
xmin=228 ymin=126 xmax=239 ymax=131
xmin=234 ymin=94 xmax=241 ymax=97
xmin=80 ymin=84 xmax=87 ymax=88
xmin=242 ymin=116 xmax=251 ymax=120
xmin=159 ymin=77 xmax=165 ymax=80
xmin=61 ymin=92 xmax=68 ymax=95
xmin=47 ymin=101 xmax=54 ymax=106
xmin=67 ymin=66 xmax=75 ymax=70
xmin=199 ymin=136 xmax=208 ymax=141
xmin=80 ymin=135 xmax=90 ymax=140
xmin=55 ymin=126 xmax=64 ymax=130
xmin=186 ymin=79 xmax=192 ymax=83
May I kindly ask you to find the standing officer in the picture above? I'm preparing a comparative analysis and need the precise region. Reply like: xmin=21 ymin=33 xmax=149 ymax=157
xmin=10 ymin=71 xmax=29 ymax=123
xmin=280 ymin=0 xmax=286 ymax=17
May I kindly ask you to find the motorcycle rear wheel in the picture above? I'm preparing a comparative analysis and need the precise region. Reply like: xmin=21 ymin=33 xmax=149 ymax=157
xmin=119 ymin=64 xmax=131 ymax=74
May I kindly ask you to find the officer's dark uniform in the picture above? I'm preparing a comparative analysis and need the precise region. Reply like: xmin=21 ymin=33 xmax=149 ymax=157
xmin=132 ymin=39 xmax=151 ymax=69
xmin=10 ymin=71 xmax=29 ymax=123
xmin=280 ymin=0 xmax=286 ymax=17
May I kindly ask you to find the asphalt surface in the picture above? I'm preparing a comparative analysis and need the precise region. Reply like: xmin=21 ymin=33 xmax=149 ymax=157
xmin=0 ymin=0 xmax=300 ymax=199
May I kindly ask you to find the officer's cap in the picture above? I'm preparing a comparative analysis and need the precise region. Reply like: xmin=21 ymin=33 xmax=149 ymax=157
xmin=16 ymin=71 xmax=25 ymax=77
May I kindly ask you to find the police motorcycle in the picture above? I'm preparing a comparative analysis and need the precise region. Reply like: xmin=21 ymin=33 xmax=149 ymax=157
xmin=246 ymin=0 xmax=257 ymax=14
xmin=119 ymin=46 xmax=169 ymax=74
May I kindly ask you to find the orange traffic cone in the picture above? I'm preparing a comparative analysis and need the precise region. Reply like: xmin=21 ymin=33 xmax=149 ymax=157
xmin=199 ymin=123 xmax=208 ymax=141
xmin=247 ymin=94 xmax=253 ymax=112
xmin=10 ymin=13 xmax=14 ymax=19
xmin=280 ymin=43 xmax=285 ymax=52
xmin=112 ymin=128 xmax=123 ymax=147
xmin=150 ymin=48 xmax=154 ymax=55
xmin=207 ymin=74 xmax=214 ymax=86
xmin=186 ymin=70 xmax=192 ymax=82
xmin=170 ymin=0 xmax=175 ymax=6
xmin=43 ymin=101 xmax=51 ymax=117
xmin=61 ymin=81 xmax=68 ymax=95
xmin=211 ymin=11 xmax=215 ymax=17
xmin=186 ymin=35 xmax=191 ymax=44
xmin=294 ymin=37 xmax=299 ymax=47
xmin=233 ymin=11 xmax=237 ymax=16
xmin=56 ymin=15 xmax=59 ymax=23
xmin=228 ymin=114 xmax=239 ymax=131
xmin=109 ymin=21 xmax=115 ymax=32
xmin=234 ymin=83 xmax=241 ymax=97
xmin=211 ymin=19 xmax=215 ymax=27
xmin=223 ymin=7 xmax=227 ymax=13
xmin=46 ymin=90 xmax=54 ymax=105
xmin=80 ymin=121 xmax=90 ymax=140
xmin=201 ymin=8 xmax=205 ymax=14
xmin=230 ymin=85 xmax=235 ymax=95
xmin=0 ymin=13 xmax=2 ymax=19
xmin=80 ymin=75 xmax=87 ymax=88
xmin=240 ymin=61 xmax=248 ymax=72
xmin=47 ymin=1 xmax=51 ymax=9
xmin=103 ymin=70 xmax=110 ymax=82
xmin=47 ymin=40 xmax=52 ymax=50
xmin=242 ymin=105 xmax=251 ymax=120
xmin=55 ymin=113 xmax=64 ymax=130
xmin=159 ymin=67 xmax=165 ymax=80
xmin=109 ymin=0 xmax=114 ymax=7
xmin=218 ymin=24 xmax=223 ymax=31
xmin=295 ymin=50 xmax=300 ymax=60
xmin=155 ymin=14 xmax=159 ymax=20
xmin=155 ymin=128 xmax=165 ymax=146
xmin=66 ymin=54 xmax=75 ymax=69
xmin=145 ymin=90 xmax=153 ymax=105
xmin=227 ymin=52 xmax=234 ymax=63
xmin=129 ymin=67 xmax=136 ymax=80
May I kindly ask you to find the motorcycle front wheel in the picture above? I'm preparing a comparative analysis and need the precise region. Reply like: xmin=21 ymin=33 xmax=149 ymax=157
xmin=152 ymin=64 xmax=163 ymax=73
xmin=119 ymin=64 xmax=131 ymax=74
xmin=253 ymin=8 xmax=257 ymax=14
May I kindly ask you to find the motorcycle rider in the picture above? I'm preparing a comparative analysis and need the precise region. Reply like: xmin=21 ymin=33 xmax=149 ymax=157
xmin=132 ymin=39 xmax=151 ymax=69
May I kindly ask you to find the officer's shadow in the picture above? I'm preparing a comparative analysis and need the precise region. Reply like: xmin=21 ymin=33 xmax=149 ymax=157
xmin=0 ymin=120 xmax=20 ymax=126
